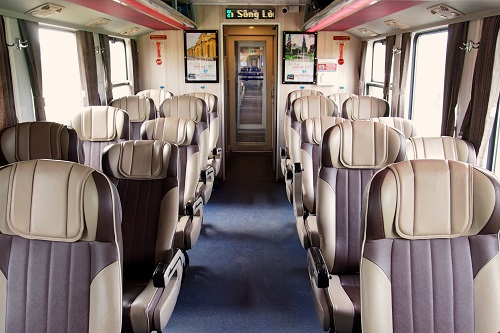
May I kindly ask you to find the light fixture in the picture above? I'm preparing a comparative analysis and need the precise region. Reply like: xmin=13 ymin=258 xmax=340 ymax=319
xmin=249 ymin=26 xmax=255 ymax=29
xmin=427 ymin=4 xmax=463 ymax=19
xmin=85 ymin=18 xmax=111 ymax=28
xmin=384 ymin=19 xmax=410 ymax=30
xmin=120 ymin=27 xmax=140 ymax=36
xmin=359 ymin=27 xmax=379 ymax=37
xmin=26 ymin=3 xmax=64 ymax=18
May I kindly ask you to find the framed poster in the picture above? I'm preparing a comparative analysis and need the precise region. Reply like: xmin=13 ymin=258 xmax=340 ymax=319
xmin=184 ymin=30 xmax=219 ymax=83
xmin=282 ymin=31 xmax=317 ymax=84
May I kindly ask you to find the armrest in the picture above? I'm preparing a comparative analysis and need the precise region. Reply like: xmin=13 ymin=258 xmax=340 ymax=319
xmin=280 ymin=147 xmax=288 ymax=159
xmin=185 ymin=196 xmax=203 ymax=217
xmin=307 ymin=247 xmax=329 ymax=288
xmin=212 ymin=147 xmax=222 ymax=157
xmin=153 ymin=250 xmax=186 ymax=288
xmin=285 ymin=163 xmax=293 ymax=181
xmin=200 ymin=165 xmax=215 ymax=184
xmin=292 ymin=162 xmax=304 ymax=218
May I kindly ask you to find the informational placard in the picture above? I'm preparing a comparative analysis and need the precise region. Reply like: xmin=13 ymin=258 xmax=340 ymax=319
xmin=317 ymin=59 xmax=338 ymax=86
xmin=225 ymin=8 xmax=275 ymax=20
xmin=184 ymin=30 xmax=219 ymax=83
xmin=282 ymin=32 xmax=317 ymax=84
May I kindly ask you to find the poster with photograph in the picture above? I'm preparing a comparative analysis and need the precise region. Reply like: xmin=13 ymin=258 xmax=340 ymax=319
xmin=282 ymin=32 xmax=317 ymax=84
xmin=184 ymin=30 xmax=219 ymax=83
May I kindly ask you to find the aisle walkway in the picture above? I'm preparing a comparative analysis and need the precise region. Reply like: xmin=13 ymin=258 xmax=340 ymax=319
xmin=167 ymin=152 xmax=321 ymax=332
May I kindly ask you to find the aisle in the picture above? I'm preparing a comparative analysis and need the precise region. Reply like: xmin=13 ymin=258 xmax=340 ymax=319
xmin=166 ymin=152 xmax=321 ymax=332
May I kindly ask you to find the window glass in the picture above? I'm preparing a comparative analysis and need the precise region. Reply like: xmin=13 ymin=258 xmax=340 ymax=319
xmin=371 ymin=40 xmax=385 ymax=83
xmin=39 ymin=28 xmax=82 ymax=125
xmin=109 ymin=39 xmax=128 ymax=83
xmin=410 ymin=29 xmax=448 ymax=137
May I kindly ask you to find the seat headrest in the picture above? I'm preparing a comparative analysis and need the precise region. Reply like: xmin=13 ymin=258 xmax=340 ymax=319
xmin=371 ymin=117 xmax=416 ymax=139
xmin=322 ymin=121 xmax=405 ymax=169
xmin=185 ymin=92 xmax=218 ymax=113
xmin=301 ymin=117 xmax=346 ymax=145
xmin=141 ymin=118 xmax=196 ymax=145
xmin=292 ymin=95 xmax=337 ymax=121
xmin=0 ymin=160 xmax=116 ymax=243
xmin=110 ymin=96 xmax=155 ymax=123
xmin=102 ymin=140 xmax=173 ymax=180
xmin=70 ymin=106 xmax=129 ymax=141
xmin=0 ymin=122 xmax=79 ymax=164
xmin=136 ymin=89 xmax=174 ymax=108
xmin=406 ymin=136 xmax=476 ymax=164
xmin=159 ymin=96 xmax=207 ymax=123
xmin=342 ymin=96 xmax=389 ymax=120
xmin=286 ymin=89 xmax=323 ymax=111
xmin=365 ymin=160 xmax=500 ymax=241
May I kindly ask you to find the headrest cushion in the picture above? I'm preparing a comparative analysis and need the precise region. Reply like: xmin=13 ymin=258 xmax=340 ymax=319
xmin=371 ymin=117 xmax=416 ymax=139
xmin=301 ymin=117 xmax=346 ymax=145
xmin=141 ymin=118 xmax=196 ymax=145
xmin=71 ymin=106 xmax=129 ymax=141
xmin=110 ymin=96 xmax=154 ymax=123
xmin=292 ymin=95 xmax=337 ymax=121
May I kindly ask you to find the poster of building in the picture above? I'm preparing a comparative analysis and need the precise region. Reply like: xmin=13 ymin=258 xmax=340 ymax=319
xmin=184 ymin=30 xmax=219 ymax=83
xmin=282 ymin=32 xmax=317 ymax=84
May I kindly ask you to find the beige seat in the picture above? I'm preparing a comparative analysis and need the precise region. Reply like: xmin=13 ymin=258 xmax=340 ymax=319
xmin=70 ymin=106 xmax=130 ymax=171
xmin=285 ymin=94 xmax=337 ymax=202
xmin=406 ymin=136 xmax=476 ymax=164
xmin=0 ymin=159 xmax=122 ymax=332
xmin=361 ymin=159 xmax=500 ymax=333
xmin=0 ymin=121 xmax=81 ymax=165
xmin=159 ymin=96 xmax=214 ymax=204
xmin=110 ymin=95 xmax=155 ymax=139
xmin=102 ymin=140 xmax=187 ymax=332
xmin=141 ymin=118 xmax=203 ymax=250
xmin=136 ymin=89 xmax=174 ymax=111
xmin=342 ymin=95 xmax=389 ymax=120
xmin=281 ymin=89 xmax=323 ymax=179
xmin=370 ymin=117 xmax=417 ymax=139
xmin=327 ymin=93 xmax=357 ymax=115
xmin=293 ymin=116 xmax=347 ymax=249
xmin=184 ymin=92 xmax=221 ymax=176
xmin=308 ymin=121 xmax=406 ymax=332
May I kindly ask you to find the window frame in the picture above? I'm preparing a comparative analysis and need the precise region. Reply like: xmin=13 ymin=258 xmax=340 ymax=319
xmin=108 ymin=37 xmax=129 ymax=88
xmin=366 ymin=38 xmax=389 ymax=98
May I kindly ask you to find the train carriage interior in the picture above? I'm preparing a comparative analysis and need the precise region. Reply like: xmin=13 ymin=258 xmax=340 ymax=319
xmin=0 ymin=0 xmax=499 ymax=332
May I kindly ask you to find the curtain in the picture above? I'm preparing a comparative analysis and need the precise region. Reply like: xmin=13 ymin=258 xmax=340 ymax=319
xmin=460 ymin=15 xmax=500 ymax=153
xmin=131 ymin=39 xmax=140 ymax=94
xmin=0 ymin=16 xmax=17 ymax=128
xmin=441 ymin=22 xmax=468 ymax=136
xmin=358 ymin=41 xmax=367 ymax=95
xmin=18 ymin=19 xmax=45 ymax=121
xmin=76 ymin=31 xmax=100 ymax=106
xmin=99 ymin=34 xmax=113 ymax=104
xmin=383 ymin=35 xmax=395 ymax=101
xmin=390 ymin=32 xmax=411 ymax=117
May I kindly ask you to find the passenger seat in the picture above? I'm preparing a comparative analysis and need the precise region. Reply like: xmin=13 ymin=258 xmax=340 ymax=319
xmin=136 ymin=88 xmax=174 ymax=111
xmin=342 ymin=95 xmax=389 ymax=120
xmin=327 ymin=93 xmax=356 ymax=115
xmin=406 ymin=136 xmax=476 ymax=164
xmin=370 ymin=116 xmax=416 ymax=139
xmin=110 ymin=95 xmax=155 ymax=139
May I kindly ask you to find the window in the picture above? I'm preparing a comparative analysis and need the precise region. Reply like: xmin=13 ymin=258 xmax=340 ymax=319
xmin=366 ymin=39 xmax=390 ymax=100
xmin=409 ymin=29 xmax=448 ymax=137
xmin=39 ymin=27 xmax=82 ymax=125
xmin=109 ymin=38 xmax=130 ymax=98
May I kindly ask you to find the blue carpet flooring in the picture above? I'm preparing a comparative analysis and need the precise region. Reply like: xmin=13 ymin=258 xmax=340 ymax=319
xmin=166 ymin=152 xmax=322 ymax=332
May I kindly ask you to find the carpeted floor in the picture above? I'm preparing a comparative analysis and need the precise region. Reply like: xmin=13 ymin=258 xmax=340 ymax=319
xmin=166 ymin=152 xmax=322 ymax=332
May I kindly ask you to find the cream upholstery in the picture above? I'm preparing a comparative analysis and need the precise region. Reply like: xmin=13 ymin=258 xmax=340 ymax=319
xmin=136 ymin=89 xmax=174 ymax=110
xmin=102 ymin=141 xmax=186 ymax=333
xmin=370 ymin=117 xmax=416 ymax=139
xmin=110 ymin=96 xmax=155 ymax=139
xmin=327 ymin=93 xmax=357 ymax=115
xmin=361 ymin=159 xmax=500 ymax=332
xmin=342 ymin=96 xmax=389 ymax=120
xmin=406 ymin=136 xmax=476 ymax=164
xmin=0 ymin=121 xmax=81 ymax=166
xmin=141 ymin=118 xmax=196 ymax=146
xmin=0 ymin=159 xmax=122 ymax=332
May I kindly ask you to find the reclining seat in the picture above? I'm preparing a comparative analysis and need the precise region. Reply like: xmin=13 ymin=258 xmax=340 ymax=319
xmin=294 ymin=116 xmax=347 ymax=249
xmin=141 ymin=118 xmax=203 ymax=251
xmin=70 ymin=106 xmax=130 ymax=171
xmin=327 ymin=93 xmax=356 ymax=115
xmin=361 ymin=159 xmax=500 ymax=332
xmin=406 ymin=136 xmax=476 ymax=164
xmin=0 ymin=159 xmax=122 ymax=332
xmin=102 ymin=140 xmax=187 ymax=332
xmin=286 ymin=94 xmax=337 ymax=202
xmin=342 ymin=95 xmax=389 ymax=120
xmin=281 ymin=89 xmax=323 ymax=178
xmin=159 ymin=96 xmax=214 ymax=204
xmin=370 ymin=117 xmax=417 ymax=139
xmin=136 ymin=89 xmax=174 ymax=111
xmin=110 ymin=95 xmax=155 ymax=139
xmin=185 ymin=92 xmax=222 ymax=177
xmin=308 ymin=121 xmax=405 ymax=332
xmin=0 ymin=121 xmax=81 ymax=166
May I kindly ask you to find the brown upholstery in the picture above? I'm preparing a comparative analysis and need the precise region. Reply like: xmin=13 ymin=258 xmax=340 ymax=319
xmin=361 ymin=159 xmax=500 ymax=332
xmin=342 ymin=96 xmax=389 ymax=120
xmin=327 ymin=93 xmax=357 ymax=115
xmin=102 ymin=140 xmax=185 ymax=332
xmin=310 ymin=121 xmax=406 ymax=332
xmin=406 ymin=136 xmax=476 ymax=164
xmin=136 ymin=89 xmax=174 ymax=111
xmin=0 ymin=121 xmax=81 ymax=166
xmin=110 ymin=96 xmax=155 ymax=140
xmin=0 ymin=159 xmax=122 ymax=332
xmin=370 ymin=117 xmax=417 ymax=139
xmin=70 ymin=106 xmax=130 ymax=171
